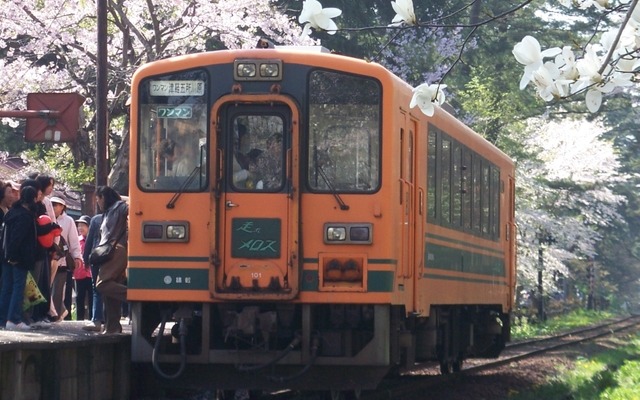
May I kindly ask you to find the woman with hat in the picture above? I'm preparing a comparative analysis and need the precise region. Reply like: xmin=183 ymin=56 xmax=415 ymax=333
xmin=50 ymin=196 xmax=83 ymax=321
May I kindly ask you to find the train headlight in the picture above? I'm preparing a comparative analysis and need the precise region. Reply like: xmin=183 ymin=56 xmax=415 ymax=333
xmin=236 ymin=63 xmax=256 ymax=78
xmin=324 ymin=223 xmax=372 ymax=244
xmin=166 ymin=224 xmax=187 ymax=240
xmin=142 ymin=221 xmax=189 ymax=242
xmin=234 ymin=59 xmax=282 ymax=81
xmin=326 ymin=227 xmax=346 ymax=241
xmin=260 ymin=63 xmax=280 ymax=78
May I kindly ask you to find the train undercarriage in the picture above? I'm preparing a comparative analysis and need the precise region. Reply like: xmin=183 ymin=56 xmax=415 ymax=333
xmin=131 ymin=301 xmax=509 ymax=393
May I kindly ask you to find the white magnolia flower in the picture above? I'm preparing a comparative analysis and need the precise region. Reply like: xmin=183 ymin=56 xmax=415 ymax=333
xmin=532 ymin=62 xmax=567 ymax=101
xmin=299 ymin=0 xmax=342 ymax=36
xmin=588 ymin=0 xmax=611 ymax=10
xmin=599 ymin=29 xmax=619 ymax=54
xmin=391 ymin=0 xmax=417 ymax=26
xmin=584 ymin=89 xmax=604 ymax=113
xmin=409 ymin=83 xmax=447 ymax=117
xmin=555 ymin=46 xmax=579 ymax=81
xmin=613 ymin=52 xmax=639 ymax=82
xmin=573 ymin=44 xmax=605 ymax=92
xmin=575 ymin=47 xmax=634 ymax=113
xmin=513 ymin=36 xmax=562 ymax=89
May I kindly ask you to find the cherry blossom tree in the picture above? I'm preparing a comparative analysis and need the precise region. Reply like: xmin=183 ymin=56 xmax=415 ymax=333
xmin=0 ymin=0 xmax=312 ymax=192
xmin=516 ymin=118 xmax=626 ymax=299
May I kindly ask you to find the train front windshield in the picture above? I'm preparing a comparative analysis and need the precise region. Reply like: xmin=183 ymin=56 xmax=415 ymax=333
xmin=134 ymin=65 xmax=382 ymax=194
xmin=307 ymin=70 xmax=381 ymax=193
xmin=137 ymin=69 xmax=209 ymax=192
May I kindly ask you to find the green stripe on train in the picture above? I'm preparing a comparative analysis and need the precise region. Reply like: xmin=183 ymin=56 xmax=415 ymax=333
xmin=425 ymin=232 xmax=504 ymax=257
xmin=129 ymin=256 xmax=209 ymax=262
xmin=128 ymin=268 xmax=209 ymax=290
xmin=422 ymin=272 xmax=508 ymax=286
xmin=128 ymin=268 xmax=394 ymax=292
xmin=425 ymin=242 xmax=505 ymax=277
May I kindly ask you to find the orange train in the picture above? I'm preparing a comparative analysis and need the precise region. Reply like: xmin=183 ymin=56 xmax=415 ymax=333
xmin=127 ymin=44 xmax=516 ymax=395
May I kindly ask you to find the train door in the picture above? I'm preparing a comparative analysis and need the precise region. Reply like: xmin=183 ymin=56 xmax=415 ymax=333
xmin=399 ymin=113 xmax=416 ymax=281
xmin=507 ymin=174 xmax=517 ymax=309
xmin=213 ymin=100 xmax=299 ymax=300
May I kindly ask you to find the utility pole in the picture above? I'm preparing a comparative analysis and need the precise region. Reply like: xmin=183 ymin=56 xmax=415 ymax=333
xmin=96 ymin=0 xmax=109 ymax=186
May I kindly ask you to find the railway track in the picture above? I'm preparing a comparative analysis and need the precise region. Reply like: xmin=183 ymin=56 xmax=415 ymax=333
xmin=357 ymin=314 xmax=640 ymax=400
xmin=144 ymin=315 xmax=640 ymax=400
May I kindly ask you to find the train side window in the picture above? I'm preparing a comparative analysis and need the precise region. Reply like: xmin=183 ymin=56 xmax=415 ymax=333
xmin=481 ymin=162 xmax=490 ymax=234
xmin=427 ymin=131 xmax=437 ymax=221
xmin=462 ymin=150 xmax=472 ymax=231
xmin=307 ymin=70 xmax=381 ymax=193
xmin=491 ymin=167 xmax=501 ymax=240
xmin=472 ymin=155 xmax=482 ymax=233
xmin=441 ymin=139 xmax=452 ymax=224
xmin=427 ymin=124 xmax=500 ymax=241
xmin=452 ymin=144 xmax=462 ymax=227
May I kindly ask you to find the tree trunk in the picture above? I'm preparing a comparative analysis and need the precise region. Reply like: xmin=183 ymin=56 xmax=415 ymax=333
xmin=109 ymin=115 xmax=130 ymax=196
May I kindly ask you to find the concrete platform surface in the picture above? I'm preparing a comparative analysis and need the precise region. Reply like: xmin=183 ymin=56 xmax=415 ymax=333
xmin=0 ymin=320 xmax=131 ymax=350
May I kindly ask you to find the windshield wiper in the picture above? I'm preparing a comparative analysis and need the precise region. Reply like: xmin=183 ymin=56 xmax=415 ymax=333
xmin=166 ymin=165 xmax=202 ymax=209
xmin=317 ymin=165 xmax=349 ymax=210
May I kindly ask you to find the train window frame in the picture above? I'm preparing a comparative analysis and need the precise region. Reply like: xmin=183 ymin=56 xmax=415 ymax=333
xmin=135 ymin=68 xmax=209 ymax=193
xmin=224 ymin=107 xmax=289 ymax=193
xmin=426 ymin=124 xmax=501 ymax=242
xmin=306 ymin=69 xmax=382 ymax=194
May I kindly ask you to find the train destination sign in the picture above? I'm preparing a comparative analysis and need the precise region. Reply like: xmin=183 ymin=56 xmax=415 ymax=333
xmin=149 ymin=80 xmax=205 ymax=96
xmin=157 ymin=105 xmax=193 ymax=119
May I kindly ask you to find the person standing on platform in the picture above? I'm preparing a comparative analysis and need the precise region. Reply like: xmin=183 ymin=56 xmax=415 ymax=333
xmin=94 ymin=186 xmax=128 ymax=334
xmin=20 ymin=178 xmax=56 ymax=325
xmin=50 ymin=197 xmax=82 ymax=322
xmin=1 ymin=181 xmax=19 ymax=215
xmin=0 ymin=186 xmax=39 ymax=330
xmin=74 ymin=215 xmax=93 ymax=321
xmin=82 ymin=213 xmax=104 ymax=332
xmin=0 ymin=181 xmax=19 ymax=283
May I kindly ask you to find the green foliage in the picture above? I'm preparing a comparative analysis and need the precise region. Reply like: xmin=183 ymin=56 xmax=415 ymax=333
xmin=23 ymin=144 xmax=94 ymax=190
xmin=510 ymin=334 xmax=640 ymax=399
xmin=456 ymin=67 xmax=534 ymax=150
xmin=601 ymin=360 xmax=640 ymax=399
xmin=511 ymin=315 xmax=538 ymax=340
xmin=511 ymin=309 xmax=615 ymax=340
xmin=0 ymin=123 xmax=34 ymax=155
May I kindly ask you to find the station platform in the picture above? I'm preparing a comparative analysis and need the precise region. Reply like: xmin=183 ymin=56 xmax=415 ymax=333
xmin=0 ymin=320 xmax=131 ymax=400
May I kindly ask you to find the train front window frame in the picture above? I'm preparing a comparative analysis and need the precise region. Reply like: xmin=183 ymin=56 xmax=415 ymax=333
xmin=228 ymin=111 xmax=287 ymax=192
xmin=136 ymin=68 xmax=209 ymax=192
xmin=307 ymin=69 xmax=381 ymax=193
